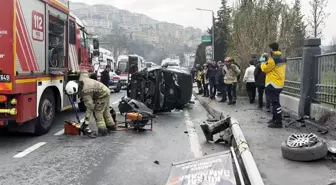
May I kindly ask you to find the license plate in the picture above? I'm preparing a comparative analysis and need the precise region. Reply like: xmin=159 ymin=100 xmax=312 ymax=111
xmin=0 ymin=74 xmax=10 ymax=82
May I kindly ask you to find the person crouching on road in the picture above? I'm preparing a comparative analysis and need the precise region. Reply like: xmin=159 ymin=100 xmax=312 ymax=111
xmin=65 ymin=71 xmax=117 ymax=136
xmin=261 ymin=43 xmax=286 ymax=128
xmin=202 ymin=63 xmax=210 ymax=97
xmin=101 ymin=65 xmax=111 ymax=88
xmin=216 ymin=61 xmax=227 ymax=102
xmin=254 ymin=53 xmax=269 ymax=109
xmin=196 ymin=64 xmax=203 ymax=95
xmin=243 ymin=60 xmax=256 ymax=104
xmin=208 ymin=61 xmax=218 ymax=99
xmin=223 ymin=57 xmax=241 ymax=105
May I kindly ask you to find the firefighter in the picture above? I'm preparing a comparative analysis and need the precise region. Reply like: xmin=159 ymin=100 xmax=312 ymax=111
xmin=223 ymin=57 xmax=241 ymax=105
xmin=65 ymin=71 xmax=116 ymax=136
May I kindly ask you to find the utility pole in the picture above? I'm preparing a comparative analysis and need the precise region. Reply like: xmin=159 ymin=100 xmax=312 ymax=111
xmin=211 ymin=11 xmax=215 ymax=61
xmin=196 ymin=8 xmax=215 ymax=61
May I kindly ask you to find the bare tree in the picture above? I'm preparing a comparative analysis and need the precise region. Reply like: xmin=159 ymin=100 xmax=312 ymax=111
xmin=308 ymin=0 xmax=330 ymax=38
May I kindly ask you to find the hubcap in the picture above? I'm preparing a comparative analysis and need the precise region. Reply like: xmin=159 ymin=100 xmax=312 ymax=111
xmin=42 ymin=99 xmax=53 ymax=123
xmin=286 ymin=133 xmax=318 ymax=148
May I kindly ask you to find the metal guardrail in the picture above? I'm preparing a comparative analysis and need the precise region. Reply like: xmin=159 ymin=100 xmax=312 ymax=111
xmin=315 ymin=53 xmax=336 ymax=107
xmin=283 ymin=57 xmax=302 ymax=98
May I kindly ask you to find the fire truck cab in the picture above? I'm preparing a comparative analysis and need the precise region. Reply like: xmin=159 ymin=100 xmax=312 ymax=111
xmin=0 ymin=0 xmax=100 ymax=135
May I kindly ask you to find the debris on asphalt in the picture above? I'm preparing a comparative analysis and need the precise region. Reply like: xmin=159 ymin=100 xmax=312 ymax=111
xmin=154 ymin=160 xmax=160 ymax=165
xmin=184 ymin=131 xmax=188 ymax=134
xmin=283 ymin=114 xmax=290 ymax=118
xmin=327 ymin=141 xmax=336 ymax=154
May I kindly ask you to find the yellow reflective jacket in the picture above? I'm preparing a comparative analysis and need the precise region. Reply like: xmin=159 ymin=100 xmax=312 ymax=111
xmin=261 ymin=51 xmax=286 ymax=89
xmin=197 ymin=70 xmax=202 ymax=81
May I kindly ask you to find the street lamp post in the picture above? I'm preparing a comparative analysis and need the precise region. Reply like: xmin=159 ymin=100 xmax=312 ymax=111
xmin=196 ymin=8 xmax=215 ymax=61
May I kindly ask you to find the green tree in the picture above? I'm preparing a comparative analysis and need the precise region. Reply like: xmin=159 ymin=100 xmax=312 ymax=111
xmin=290 ymin=0 xmax=306 ymax=57
xmin=211 ymin=0 xmax=232 ymax=61
xmin=194 ymin=43 xmax=206 ymax=66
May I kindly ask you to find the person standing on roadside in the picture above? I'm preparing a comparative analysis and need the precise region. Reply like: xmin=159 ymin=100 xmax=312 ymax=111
xmin=261 ymin=42 xmax=286 ymax=128
xmin=196 ymin=64 xmax=203 ymax=95
xmin=243 ymin=60 xmax=256 ymax=104
xmin=202 ymin=63 xmax=210 ymax=97
xmin=100 ymin=65 xmax=111 ymax=88
xmin=207 ymin=61 xmax=218 ymax=99
xmin=191 ymin=67 xmax=196 ymax=82
xmin=216 ymin=61 xmax=227 ymax=102
xmin=223 ymin=57 xmax=241 ymax=105
xmin=254 ymin=53 xmax=269 ymax=109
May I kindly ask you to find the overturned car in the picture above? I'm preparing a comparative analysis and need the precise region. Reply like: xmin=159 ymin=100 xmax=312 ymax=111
xmin=126 ymin=65 xmax=192 ymax=113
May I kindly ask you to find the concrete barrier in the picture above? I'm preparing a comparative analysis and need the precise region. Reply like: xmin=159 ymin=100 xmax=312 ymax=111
xmin=193 ymin=92 xmax=265 ymax=185
xmin=280 ymin=94 xmax=336 ymax=123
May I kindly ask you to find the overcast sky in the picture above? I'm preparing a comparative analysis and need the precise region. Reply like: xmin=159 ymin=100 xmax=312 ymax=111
xmin=71 ymin=0 xmax=335 ymax=45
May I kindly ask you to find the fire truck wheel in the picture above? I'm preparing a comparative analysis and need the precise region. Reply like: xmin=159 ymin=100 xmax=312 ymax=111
xmin=34 ymin=89 xmax=56 ymax=135
xmin=78 ymin=99 xmax=86 ymax=112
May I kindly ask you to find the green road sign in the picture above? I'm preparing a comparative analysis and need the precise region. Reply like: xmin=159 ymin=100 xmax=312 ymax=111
xmin=201 ymin=35 xmax=212 ymax=43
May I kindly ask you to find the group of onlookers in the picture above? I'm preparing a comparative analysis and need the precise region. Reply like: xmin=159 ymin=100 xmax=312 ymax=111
xmin=194 ymin=58 xmax=241 ymax=105
xmin=192 ymin=42 xmax=286 ymax=128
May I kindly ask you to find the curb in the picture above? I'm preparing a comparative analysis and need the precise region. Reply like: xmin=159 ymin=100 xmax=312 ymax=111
xmin=192 ymin=91 xmax=224 ymax=121
xmin=193 ymin=91 xmax=265 ymax=185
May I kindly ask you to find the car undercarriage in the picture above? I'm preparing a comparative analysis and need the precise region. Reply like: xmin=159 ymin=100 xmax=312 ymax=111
xmin=127 ymin=66 xmax=192 ymax=113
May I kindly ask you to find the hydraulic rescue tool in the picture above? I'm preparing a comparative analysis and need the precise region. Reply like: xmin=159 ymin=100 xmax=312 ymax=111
xmin=64 ymin=95 xmax=96 ymax=138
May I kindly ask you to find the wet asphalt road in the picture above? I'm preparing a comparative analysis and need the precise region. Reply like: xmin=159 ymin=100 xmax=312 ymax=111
xmin=0 ymin=91 xmax=225 ymax=185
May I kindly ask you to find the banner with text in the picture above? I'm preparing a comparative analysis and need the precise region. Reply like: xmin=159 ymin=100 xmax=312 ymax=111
xmin=166 ymin=152 xmax=236 ymax=185
xmin=205 ymin=45 xmax=213 ymax=61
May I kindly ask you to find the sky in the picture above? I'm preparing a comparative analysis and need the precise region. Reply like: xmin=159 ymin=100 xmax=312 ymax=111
xmin=70 ymin=0 xmax=335 ymax=45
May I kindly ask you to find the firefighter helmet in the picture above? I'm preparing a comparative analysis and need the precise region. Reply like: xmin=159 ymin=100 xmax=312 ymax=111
xmin=65 ymin=81 xmax=79 ymax=95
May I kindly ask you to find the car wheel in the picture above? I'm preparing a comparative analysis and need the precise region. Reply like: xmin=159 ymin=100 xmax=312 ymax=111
xmin=34 ymin=89 xmax=55 ymax=135
xmin=78 ymin=99 xmax=86 ymax=112
xmin=281 ymin=133 xmax=328 ymax=162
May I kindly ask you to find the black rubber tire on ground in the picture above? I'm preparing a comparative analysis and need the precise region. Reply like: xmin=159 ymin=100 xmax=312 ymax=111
xmin=78 ymin=99 xmax=86 ymax=112
xmin=34 ymin=89 xmax=56 ymax=136
xmin=281 ymin=139 xmax=328 ymax=162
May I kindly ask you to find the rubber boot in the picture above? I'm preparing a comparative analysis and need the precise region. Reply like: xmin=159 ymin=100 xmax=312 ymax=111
xmin=81 ymin=124 xmax=96 ymax=138
xmin=97 ymin=128 xmax=108 ymax=136
xmin=268 ymin=122 xmax=283 ymax=128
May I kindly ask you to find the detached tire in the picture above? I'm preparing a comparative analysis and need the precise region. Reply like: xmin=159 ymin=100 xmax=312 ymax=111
xmin=281 ymin=139 xmax=328 ymax=162
xmin=34 ymin=89 xmax=56 ymax=135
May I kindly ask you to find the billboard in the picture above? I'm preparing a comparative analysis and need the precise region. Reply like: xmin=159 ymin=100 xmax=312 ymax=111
xmin=166 ymin=151 xmax=237 ymax=185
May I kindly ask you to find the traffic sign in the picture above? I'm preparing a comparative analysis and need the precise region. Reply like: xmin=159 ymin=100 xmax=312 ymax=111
xmin=202 ymin=35 xmax=212 ymax=43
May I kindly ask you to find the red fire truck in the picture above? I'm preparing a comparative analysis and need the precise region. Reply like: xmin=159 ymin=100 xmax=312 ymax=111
xmin=0 ymin=0 xmax=99 ymax=135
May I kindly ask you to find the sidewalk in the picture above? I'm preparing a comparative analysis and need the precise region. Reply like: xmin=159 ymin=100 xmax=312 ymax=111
xmin=193 ymin=90 xmax=336 ymax=185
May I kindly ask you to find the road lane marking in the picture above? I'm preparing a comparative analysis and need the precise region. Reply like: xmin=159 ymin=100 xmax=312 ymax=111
xmin=54 ymin=118 xmax=85 ymax=136
xmin=54 ymin=129 xmax=64 ymax=136
xmin=184 ymin=109 xmax=203 ymax=158
xmin=112 ymin=101 xmax=119 ymax=105
xmin=13 ymin=142 xmax=47 ymax=158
